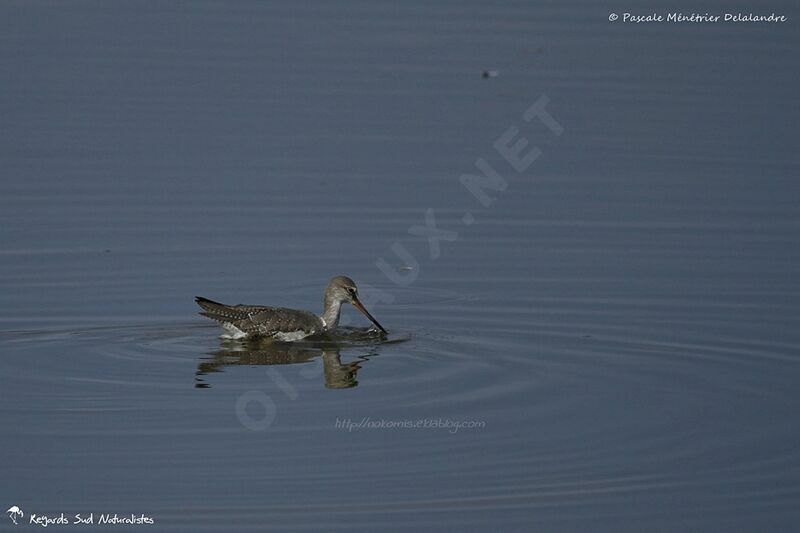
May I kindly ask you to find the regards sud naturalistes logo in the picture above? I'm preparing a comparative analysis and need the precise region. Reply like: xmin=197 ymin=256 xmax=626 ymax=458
xmin=6 ymin=506 xmax=155 ymax=527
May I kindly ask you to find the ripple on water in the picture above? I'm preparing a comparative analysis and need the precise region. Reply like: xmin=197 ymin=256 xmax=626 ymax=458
xmin=1 ymin=288 xmax=798 ymax=521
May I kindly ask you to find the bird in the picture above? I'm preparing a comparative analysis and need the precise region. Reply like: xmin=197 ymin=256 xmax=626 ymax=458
xmin=195 ymin=276 xmax=387 ymax=341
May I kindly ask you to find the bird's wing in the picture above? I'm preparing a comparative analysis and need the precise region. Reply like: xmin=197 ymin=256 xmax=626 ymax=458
xmin=236 ymin=308 xmax=321 ymax=337
xmin=195 ymin=297 xmax=321 ymax=337
xmin=195 ymin=296 xmax=271 ymax=322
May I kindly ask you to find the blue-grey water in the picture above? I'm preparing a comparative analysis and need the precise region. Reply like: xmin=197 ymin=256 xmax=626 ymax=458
xmin=1 ymin=2 xmax=799 ymax=531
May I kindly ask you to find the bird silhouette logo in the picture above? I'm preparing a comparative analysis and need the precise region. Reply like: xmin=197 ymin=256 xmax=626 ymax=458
xmin=6 ymin=506 xmax=23 ymax=525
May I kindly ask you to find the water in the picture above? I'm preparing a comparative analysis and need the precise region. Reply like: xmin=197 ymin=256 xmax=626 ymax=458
xmin=2 ymin=1 xmax=799 ymax=531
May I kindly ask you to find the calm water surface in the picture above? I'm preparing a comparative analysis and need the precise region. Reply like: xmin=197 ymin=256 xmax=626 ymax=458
xmin=1 ymin=1 xmax=799 ymax=531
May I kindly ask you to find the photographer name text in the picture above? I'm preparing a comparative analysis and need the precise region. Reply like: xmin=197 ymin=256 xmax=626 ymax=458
xmin=610 ymin=12 xmax=787 ymax=23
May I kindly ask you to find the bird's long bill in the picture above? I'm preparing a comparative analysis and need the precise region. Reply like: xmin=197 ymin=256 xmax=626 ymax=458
xmin=352 ymin=297 xmax=387 ymax=334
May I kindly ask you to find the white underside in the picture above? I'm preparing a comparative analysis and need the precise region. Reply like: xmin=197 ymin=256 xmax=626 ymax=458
xmin=219 ymin=322 xmax=312 ymax=342
xmin=220 ymin=323 xmax=248 ymax=340
xmin=273 ymin=330 xmax=312 ymax=342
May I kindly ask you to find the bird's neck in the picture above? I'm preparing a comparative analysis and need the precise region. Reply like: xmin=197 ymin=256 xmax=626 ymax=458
xmin=321 ymin=297 xmax=343 ymax=330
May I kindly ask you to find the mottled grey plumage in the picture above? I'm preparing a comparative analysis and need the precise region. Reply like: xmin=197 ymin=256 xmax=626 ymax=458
xmin=196 ymin=276 xmax=387 ymax=341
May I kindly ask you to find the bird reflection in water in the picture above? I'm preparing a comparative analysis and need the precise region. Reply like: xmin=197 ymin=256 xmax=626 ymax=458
xmin=195 ymin=336 xmax=374 ymax=389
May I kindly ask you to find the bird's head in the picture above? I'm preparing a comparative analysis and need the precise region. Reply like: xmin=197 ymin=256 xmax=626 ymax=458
xmin=325 ymin=276 xmax=387 ymax=334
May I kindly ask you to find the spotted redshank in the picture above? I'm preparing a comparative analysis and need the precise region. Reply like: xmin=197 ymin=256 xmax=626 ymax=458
xmin=195 ymin=276 xmax=387 ymax=341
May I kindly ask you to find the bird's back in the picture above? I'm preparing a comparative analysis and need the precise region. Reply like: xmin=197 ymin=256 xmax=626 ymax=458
xmin=195 ymin=296 xmax=323 ymax=339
